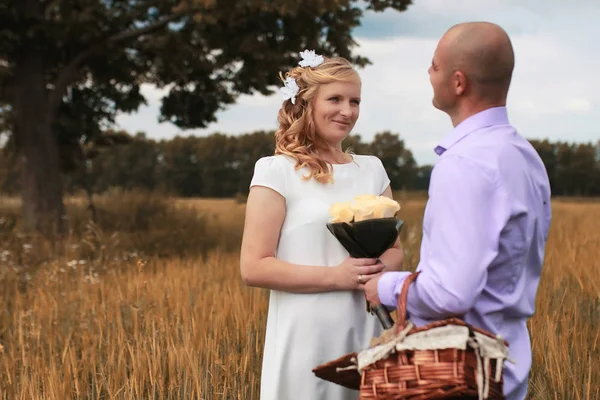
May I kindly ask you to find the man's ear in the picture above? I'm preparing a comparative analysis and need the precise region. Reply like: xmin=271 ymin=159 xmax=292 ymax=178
xmin=453 ymin=70 xmax=467 ymax=96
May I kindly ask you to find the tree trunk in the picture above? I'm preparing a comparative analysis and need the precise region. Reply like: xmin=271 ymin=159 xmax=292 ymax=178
xmin=12 ymin=47 xmax=65 ymax=236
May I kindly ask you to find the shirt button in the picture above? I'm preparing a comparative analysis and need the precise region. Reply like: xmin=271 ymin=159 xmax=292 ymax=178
xmin=511 ymin=276 xmax=518 ymax=284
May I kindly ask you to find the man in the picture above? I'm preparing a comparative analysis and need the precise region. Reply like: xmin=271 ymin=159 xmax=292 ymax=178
xmin=364 ymin=22 xmax=552 ymax=400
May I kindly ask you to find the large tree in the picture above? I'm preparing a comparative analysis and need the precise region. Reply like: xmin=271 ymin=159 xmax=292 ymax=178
xmin=369 ymin=131 xmax=416 ymax=190
xmin=0 ymin=0 xmax=413 ymax=235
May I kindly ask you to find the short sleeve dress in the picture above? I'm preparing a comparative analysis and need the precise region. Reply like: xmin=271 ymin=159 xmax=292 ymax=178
xmin=250 ymin=154 xmax=391 ymax=400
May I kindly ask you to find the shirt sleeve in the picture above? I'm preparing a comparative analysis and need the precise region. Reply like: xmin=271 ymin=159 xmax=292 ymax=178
xmin=372 ymin=156 xmax=391 ymax=194
xmin=377 ymin=155 xmax=510 ymax=319
xmin=249 ymin=156 xmax=287 ymax=199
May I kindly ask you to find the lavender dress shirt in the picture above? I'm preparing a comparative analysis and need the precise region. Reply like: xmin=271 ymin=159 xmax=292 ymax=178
xmin=377 ymin=107 xmax=552 ymax=400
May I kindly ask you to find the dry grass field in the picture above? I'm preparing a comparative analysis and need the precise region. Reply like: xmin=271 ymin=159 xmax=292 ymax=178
xmin=0 ymin=193 xmax=598 ymax=399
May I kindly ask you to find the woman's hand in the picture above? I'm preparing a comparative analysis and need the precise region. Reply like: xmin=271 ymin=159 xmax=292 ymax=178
xmin=333 ymin=257 xmax=385 ymax=290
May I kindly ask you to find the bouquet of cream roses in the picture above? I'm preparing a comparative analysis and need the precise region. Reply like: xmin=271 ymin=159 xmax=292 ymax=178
xmin=327 ymin=194 xmax=404 ymax=329
xmin=328 ymin=194 xmax=403 ymax=261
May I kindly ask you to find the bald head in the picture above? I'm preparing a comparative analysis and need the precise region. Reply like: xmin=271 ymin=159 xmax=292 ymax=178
xmin=439 ymin=22 xmax=515 ymax=102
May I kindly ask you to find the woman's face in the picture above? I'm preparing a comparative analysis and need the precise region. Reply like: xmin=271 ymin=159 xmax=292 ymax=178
xmin=312 ymin=80 xmax=361 ymax=147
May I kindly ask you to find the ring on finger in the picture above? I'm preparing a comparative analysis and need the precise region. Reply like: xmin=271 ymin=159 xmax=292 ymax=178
xmin=358 ymin=274 xmax=363 ymax=284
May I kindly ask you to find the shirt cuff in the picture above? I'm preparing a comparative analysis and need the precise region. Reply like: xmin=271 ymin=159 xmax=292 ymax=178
xmin=377 ymin=271 xmax=411 ymax=308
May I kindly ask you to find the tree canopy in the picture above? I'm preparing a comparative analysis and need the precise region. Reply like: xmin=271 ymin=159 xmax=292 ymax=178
xmin=0 ymin=0 xmax=412 ymax=234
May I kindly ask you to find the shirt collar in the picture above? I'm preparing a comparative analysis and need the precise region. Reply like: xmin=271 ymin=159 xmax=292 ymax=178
xmin=434 ymin=106 xmax=510 ymax=156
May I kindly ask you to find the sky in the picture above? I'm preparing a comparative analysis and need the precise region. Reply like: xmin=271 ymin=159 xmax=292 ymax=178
xmin=115 ymin=0 xmax=600 ymax=166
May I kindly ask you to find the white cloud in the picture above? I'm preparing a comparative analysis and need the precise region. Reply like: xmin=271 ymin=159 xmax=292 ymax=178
xmin=513 ymin=99 xmax=537 ymax=113
xmin=237 ymin=93 xmax=280 ymax=108
xmin=511 ymin=97 xmax=595 ymax=119
xmin=564 ymin=98 xmax=592 ymax=114
xmin=141 ymin=85 xmax=170 ymax=103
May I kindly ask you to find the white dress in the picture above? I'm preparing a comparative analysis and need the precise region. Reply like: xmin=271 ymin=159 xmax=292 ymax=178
xmin=250 ymin=154 xmax=391 ymax=400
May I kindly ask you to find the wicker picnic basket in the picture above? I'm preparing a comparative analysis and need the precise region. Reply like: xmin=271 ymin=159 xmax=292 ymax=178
xmin=313 ymin=272 xmax=510 ymax=400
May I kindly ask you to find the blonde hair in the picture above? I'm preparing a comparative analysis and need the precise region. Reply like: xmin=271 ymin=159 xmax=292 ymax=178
xmin=274 ymin=56 xmax=360 ymax=184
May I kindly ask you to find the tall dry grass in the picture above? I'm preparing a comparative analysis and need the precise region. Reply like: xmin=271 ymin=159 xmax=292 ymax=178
xmin=0 ymin=194 xmax=598 ymax=399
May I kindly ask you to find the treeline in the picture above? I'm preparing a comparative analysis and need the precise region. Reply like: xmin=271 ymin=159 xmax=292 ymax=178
xmin=1 ymin=131 xmax=599 ymax=197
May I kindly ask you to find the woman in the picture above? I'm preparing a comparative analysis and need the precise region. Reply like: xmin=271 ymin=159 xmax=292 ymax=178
xmin=240 ymin=51 xmax=404 ymax=400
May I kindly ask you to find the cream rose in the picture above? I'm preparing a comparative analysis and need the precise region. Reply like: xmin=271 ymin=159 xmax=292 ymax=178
xmin=329 ymin=201 xmax=355 ymax=223
xmin=329 ymin=195 xmax=400 ymax=223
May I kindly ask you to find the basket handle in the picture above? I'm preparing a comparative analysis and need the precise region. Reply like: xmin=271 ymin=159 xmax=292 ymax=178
xmin=396 ymin=271 xmax=420 ymax=333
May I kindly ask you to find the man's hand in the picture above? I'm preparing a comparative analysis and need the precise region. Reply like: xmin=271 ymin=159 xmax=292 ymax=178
xmin=364 ymin=273 xmax=384 ymax=305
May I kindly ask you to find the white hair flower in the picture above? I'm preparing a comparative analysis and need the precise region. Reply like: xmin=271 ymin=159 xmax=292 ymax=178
xmin=278 ymin=50 xmax=324 ymax=104
xmin=280 ymin=76 xmax=299 ymax=104
xmin=298 ymin=49 xmax=324 ymax=68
